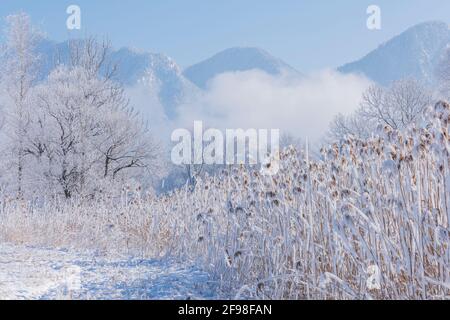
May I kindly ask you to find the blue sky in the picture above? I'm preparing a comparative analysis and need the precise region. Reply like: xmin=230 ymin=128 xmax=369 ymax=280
xmin=0 ymin=0 xmax=449 ymax=71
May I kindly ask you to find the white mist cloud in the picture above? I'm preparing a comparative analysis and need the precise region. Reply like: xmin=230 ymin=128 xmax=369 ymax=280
xmin=125 ymin=82 xmax=173 ymax=139
xmin=174 ymin=70 xmax=372 ymax=143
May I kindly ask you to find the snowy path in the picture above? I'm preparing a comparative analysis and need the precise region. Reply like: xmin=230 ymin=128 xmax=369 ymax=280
xmin=0 ymin=243 xmax=221 ymax=300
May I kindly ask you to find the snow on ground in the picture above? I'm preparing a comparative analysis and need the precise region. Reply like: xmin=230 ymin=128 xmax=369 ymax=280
xmin=0 ymin=243 xmax=221 ymax=300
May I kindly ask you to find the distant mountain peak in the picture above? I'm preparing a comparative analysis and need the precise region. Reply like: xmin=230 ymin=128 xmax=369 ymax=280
xmin=339 ymin=20 xmax=450 ymax=86
xmin=211 ymin=46 xmax=279 ymax=59
xmin=183 ymin=46 xmax=301 ymax=89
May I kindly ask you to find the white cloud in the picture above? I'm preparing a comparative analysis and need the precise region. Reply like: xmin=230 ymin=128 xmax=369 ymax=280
xmin=174 ymin=69 xmax=372 ymax=143
xmin=125 ymin=82 xmax=173 ymax=139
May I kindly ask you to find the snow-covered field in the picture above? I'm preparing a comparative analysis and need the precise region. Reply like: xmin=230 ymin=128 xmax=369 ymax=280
xmin=0 ymin=243 xmax=221 ymax=300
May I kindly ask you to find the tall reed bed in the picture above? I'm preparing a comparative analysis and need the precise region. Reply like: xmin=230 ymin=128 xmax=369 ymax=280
xmin=1 ymin=102 xmax=449 ymax=299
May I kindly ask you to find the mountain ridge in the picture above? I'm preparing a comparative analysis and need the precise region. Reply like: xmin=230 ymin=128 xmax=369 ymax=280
xmin=338 ymin=20 xmax=450 ymax=85
xmin=31 ymin=41 xmax=302 ymax=118
xmin=183 ymin=47 xmax=302 ymax=89
xmin=4 ymin=20 xmax=448 ymax=119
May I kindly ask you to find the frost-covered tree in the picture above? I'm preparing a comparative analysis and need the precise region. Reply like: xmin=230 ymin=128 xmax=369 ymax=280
xmin=2 ymin=34 xmax=165 ymax=198
xmin=329 ymin=79 xmax=432 ymax=140
xmin=29 ymin=39 xmax=165 ymax=198
xmin=328 ymin=113 xmax=375 ymax=141
xmin=0 ymin=13 xmax=41 ymax=198
xmin=359 ymin=79 xmax=432 ymax=129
